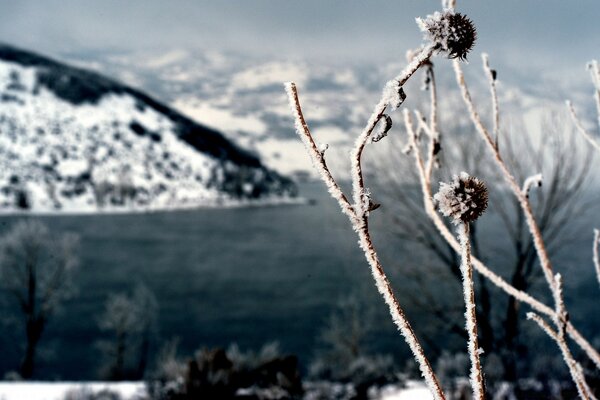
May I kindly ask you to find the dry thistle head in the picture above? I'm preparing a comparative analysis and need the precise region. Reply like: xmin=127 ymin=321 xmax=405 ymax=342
xmin=434 ymin=172 xmax=488 ymax=224
xmin=416 ymin=10 xmax=476 ymax=61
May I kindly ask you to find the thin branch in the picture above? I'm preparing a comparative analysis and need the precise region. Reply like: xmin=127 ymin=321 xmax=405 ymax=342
xmin=351 ymin=43 xmax=436 ymax=216
xmin=285 ymin=51 xmax=446 ymax=398
xmin=453 ymin=58 xmax=557 ymax=296
xmin=482 ymin=54 xmax=500 ymax=149
xmin=567 ymin=100 xmax=600 ymax=153
xmin=284 ymin=83 xmax=357 ymax=224
xmin=594 ymin=229 xmax=600 ymax=288
xmin=452 ymin=56 xmax=600 ymax=383
xmin=406 ymin=103 xmax=600 ymax=369
xmin=407 ymin=112 xmax=551 ymax=316
xmin=588 ymin=60 xmax=600 ymax=132
xmin=527 ymin=313 xmax=595 ymax=400
xmin=458 ymin=223 xmax=485 ymax=400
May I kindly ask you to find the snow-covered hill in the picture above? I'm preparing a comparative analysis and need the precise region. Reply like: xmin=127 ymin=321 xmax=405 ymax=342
xmin=63 ymin=48 xmax=592 ymax=181
xmin=0 ymin=45 xmax=296 ymax=213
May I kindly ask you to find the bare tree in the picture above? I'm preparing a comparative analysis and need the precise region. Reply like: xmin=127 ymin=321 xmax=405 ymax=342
xmin=0 ymin=219 xmax=79 ymax=379
xmin=97 ymin=283 xmax=158 ymax=380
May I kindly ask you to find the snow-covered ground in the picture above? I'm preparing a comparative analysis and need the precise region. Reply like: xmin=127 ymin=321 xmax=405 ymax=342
xmin=0 ymin=381 xmax=432 ymax=400
xmin=379 ymin=381 xmax=433 ymax=400
xmin=0 ymin=382 xmax=145 ymax=400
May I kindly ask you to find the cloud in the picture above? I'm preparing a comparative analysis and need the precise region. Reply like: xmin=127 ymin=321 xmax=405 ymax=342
xmin=0 ymin=0 xmax=597 ymax=77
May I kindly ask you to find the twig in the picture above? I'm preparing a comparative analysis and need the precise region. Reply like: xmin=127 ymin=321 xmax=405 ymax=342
xmin=406 ymin=72 xmax=600 ymax=371
xmin=527 ymin=312 xmax=595 ymax=400
xmin=408 ymin=113 xmax=552 ymax=317
xmin=594 ymin=229 xmax=600 ymax=288
xmin=285 ymin=67 xmax=446 ymax=399
xmin=458 ymin=223 xmax=485 ymax=400
xmin=453 ymin=58 xmax=558 ymax=293
xmin=567 ymin=100 xmax=600 ymax=153
xmin=453 ymin=55 xmax=600 ymax=394
xmin=588 ymin=60 xmax=600 ymax=132
xmin=284 ymin=83 xmax=357 ymax=224
xmin=482 ymin=54 xmax=500 ymax=149
xmin=351 ymin=43 xmax=436 ymax=216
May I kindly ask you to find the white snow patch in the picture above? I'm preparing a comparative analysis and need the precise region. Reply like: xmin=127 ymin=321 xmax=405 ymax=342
xmin=379 ymin=381 xmax=434 ymax=400
xmin=312 ymin=125 xmax=349 ymax=144
xmin=0 ymin=382 xmax=145 ymax=400
xmin=144 ymin=49 xmax=188 ymax=69
xmin=231 ymin=62 xmax=309 ymax=90
xmin=173 ymin=99 xmax=267 ymax=135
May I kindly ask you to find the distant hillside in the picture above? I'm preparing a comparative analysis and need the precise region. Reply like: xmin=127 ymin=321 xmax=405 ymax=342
xmin=0 ymin=44 xmax=296 ymax=212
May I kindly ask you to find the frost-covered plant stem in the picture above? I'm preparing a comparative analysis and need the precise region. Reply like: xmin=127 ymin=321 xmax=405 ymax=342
xmin=482 ymin=53 xmax=500 ymax=148
xmin=594 ymin=229 xmax=600 ymax=288
xmin=284 ymin=83 xmax=357 ymax=224
xmin=567 ymin=100 xmax=600 ymax=153
xmin=527 ymin=312 xmax=595 ymax=400
xmin=453 ymin=58 xmax=556 ymax=293
xmin=285 ymin=66 xmax=445 ymax=399
xmin=458 ymin=223 xmax=485 ymax=400
xmin=351 ymin=43 xmax=436 ymax=215
xmin=405 ymin=80 xmax=600 ymax=371
xmin=408 ymin=109 xmax=551 ymax=315
xmin=453 ymin=56 xmax=600 ymax=392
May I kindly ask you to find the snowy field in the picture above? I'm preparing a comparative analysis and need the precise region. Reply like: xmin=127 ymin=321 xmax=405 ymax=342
xmin=0 ymin=381 xmax=432 ymax=400
xmin=0 ymin=382 xmax=145 ymax=400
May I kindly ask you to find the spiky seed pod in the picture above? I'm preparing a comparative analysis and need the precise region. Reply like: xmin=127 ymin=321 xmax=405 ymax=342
xmin=434 ymin=172 xmax=488 ymax=224
xmin=416 ymin=11 xmax=477 ymax=61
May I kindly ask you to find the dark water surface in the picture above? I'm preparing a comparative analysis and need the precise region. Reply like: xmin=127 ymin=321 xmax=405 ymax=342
xmin=0 ymin=182 xmax=597 ymax=379
xmin=0 ymin=183 xmax=389 ymax=379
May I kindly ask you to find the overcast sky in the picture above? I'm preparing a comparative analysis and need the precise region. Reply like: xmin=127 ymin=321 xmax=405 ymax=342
xmin=0 ymin=1 xmax=598 ymax=79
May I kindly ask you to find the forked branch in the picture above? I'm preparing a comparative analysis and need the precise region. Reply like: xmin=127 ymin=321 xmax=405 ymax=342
xmin=286 ymin=69 xmax=445 ymax=399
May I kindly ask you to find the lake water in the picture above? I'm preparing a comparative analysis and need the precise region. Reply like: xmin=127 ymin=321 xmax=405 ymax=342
xmin=0 ymin=182 xmax=398 ymax=379
xmin=0 ymin=182 xmax=597 ymax=380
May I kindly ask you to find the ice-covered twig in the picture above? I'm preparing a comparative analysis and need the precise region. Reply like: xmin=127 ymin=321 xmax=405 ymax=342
xmin=527 ymin=313 xmax=595 ymax=400
xmin=551 ymin=274 xmax=568 ymax=335
xmin=522 ymin=173 xmax=542 ymax=198
xmin=352 ymin=43 xmax=436 ymax=217
xmin=284 ymin=83 xmax=358 ymax=224
xmin=453 ymin=57 xmax=557 ymax=294
xmin=432 ymin=172 xmax=487 ymax=398
xmin=285 ymin=59 xmax=446 ymax=400
xmin=566 ymin=60 xmax=600 ymax=152
xmin=371 ymin=115 xmax=393 ymax=143
xmin=453 ymin=55 xmax=600 ymax=389
xmin=406 ymin=109 xmax=600 ymax=369
xmin=588 ymin=60 xmax=600 ymax=131
xmin=458 ymin=223 xmax=486 ymax=400
xmin=482 ymin=53 xmax=500 ymax=149
xmin=593 ymin=229 xmax=600 ymax=288
xmin=567 ymin=100 xmax=600 ymax=153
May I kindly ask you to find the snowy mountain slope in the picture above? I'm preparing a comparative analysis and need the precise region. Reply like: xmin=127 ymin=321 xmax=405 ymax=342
xmin=0 ymin=45 xmax=296 ymax=213
xmin=63 ymin=48 xmax=591 ymax=180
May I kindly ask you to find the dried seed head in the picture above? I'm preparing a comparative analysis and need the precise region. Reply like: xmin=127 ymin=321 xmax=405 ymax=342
xmin=417 ymin=10 xmax=477 ymax=61
xmin=434 ymin=172 xmax=488 ymax=224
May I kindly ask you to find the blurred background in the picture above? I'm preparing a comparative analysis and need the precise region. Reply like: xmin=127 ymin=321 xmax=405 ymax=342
xmin=0 ymin=1 xmax=599 ymax=399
